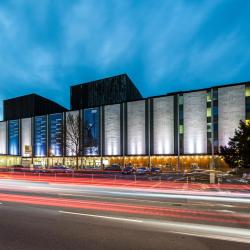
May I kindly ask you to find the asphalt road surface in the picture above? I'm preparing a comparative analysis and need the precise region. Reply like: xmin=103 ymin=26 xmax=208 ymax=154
xmin=0 ymin=178 xmax=249 ymax=250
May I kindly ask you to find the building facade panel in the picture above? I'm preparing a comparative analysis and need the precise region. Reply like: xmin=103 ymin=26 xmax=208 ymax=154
xmin=153 ymin=96 xmax=174 ymax=154
xmin=71 ymin=74 xmax=142 ymax=110
xmin=104 ymin=104 xmax=121 ymax=156
xmin=218 ymin=85 xmax=245 ymax=147
xmin=65 ymin=111 xmax=79 ymax=156
xmin=8 ymin=120 xmax=19 ymax=155
xmin=34 ymin=116 xmax=47 ymax=157
xmin=4 ymin=94 xmax=67 ymax=121
xmin=83 ymin=108 xmax=100 ymax=156
xmin=127 ymin=100 xmax=146 ymax=155
xmin=184 ymin=91 xmax=207 ymax=154
xmin=0 ymin=121 xmax=7 ymax=154
xmin=49 ymin=113 xmax=63 ymax=157
xmin=21 ymin=118 xmax=32 ymax=157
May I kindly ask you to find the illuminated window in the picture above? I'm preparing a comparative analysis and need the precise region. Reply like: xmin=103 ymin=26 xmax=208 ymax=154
xmin=246 ymin=86 xmax=250 ymax=97
xmin=207 ymin=93 xmax=212 ymax=102
xmin=207 ymin=107 xmax=211 ymax=117
xmin=179 ymin=125 xmax=184 ymax=134
xmin=207 ymin=123 xmax=212 ymax=132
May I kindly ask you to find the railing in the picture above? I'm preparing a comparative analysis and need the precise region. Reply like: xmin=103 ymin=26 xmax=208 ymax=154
xmin=0 ymin=167 xmax=184 ymax=182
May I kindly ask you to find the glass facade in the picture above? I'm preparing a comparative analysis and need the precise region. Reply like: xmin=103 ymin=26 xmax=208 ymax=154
xmin=8 ymin=120 xmax=19 ymax=155
xmin=246 ymin=84 xmax=250 ymax=123
xmin=21 ymin=118 xmax=32 ymax=157
xmin=49 ymin=113 xmax=63 ymax=157
xmin=34 ymin=116 xmax=47 ymax=157
xmin=178 ymin=94 xmax=184 ymax=154
xmin=65 ymin=111 xmax=79 ymax=156
xmin=207 ymin=90 xmax=212 ymax=154
xmin=212 ymin=88 xmax=219 ymax=153
xmin=83 ymin=108 xmax=100 ymax=156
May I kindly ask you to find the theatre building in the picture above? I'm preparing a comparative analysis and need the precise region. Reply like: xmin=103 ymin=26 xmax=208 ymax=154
xmin=0 ymin=74 xmax=249 ymax=172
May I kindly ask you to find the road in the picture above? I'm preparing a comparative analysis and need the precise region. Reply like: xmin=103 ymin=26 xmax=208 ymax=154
xmin=0 ymin=177 xmax=249 ymax=250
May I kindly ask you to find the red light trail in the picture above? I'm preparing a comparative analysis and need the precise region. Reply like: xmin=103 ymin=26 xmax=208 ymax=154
xmin=0 ymin=193 xmax=250 ymax=226
xmin=0 ymin=172 xmax=249 ymax=192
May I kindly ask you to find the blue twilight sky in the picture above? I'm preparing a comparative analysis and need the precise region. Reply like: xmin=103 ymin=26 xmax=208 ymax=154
xmin=0 ymin=0 xmax=250 ymax=120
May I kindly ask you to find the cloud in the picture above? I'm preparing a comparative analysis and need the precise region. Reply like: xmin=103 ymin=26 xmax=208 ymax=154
xmin=61 ymin=1 xmax=136 ymax=69
xmin=0 ymin=0 xmax=250 ymax=120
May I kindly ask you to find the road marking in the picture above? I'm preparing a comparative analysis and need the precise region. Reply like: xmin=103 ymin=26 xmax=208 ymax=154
xmin=58 ymin=210 xmax=143 ymax=223
xmin=216 ymin=210 xmax=235 ymax=213
xmin=219 ymin=204 xmax=235 ymax=208
xmin=59 ymin=210 xmax=250 ymax=244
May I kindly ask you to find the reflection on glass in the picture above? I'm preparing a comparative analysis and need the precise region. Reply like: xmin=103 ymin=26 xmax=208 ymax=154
xmin=34 ymin=116 xmax=47 ymax=157
xmin=8 ymin=120 xmax=19 ymax=155
xmin=83 ymin=108 xmax=100 ymax=155
xmin=49 ymin=113 xmax=63 ymax=156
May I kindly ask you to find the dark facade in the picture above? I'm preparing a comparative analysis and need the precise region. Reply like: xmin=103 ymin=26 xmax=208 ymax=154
xmin=70 ymin=74 xmax=142 ymax=110
xmin=4 ymin=94 xmax=68 ymax=121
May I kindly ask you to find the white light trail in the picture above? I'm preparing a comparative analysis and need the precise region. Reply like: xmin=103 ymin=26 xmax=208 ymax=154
xmin=59 ymin=210 xmax=143 ymax=223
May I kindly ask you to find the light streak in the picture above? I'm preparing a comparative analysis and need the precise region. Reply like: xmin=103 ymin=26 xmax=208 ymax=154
xmin=1 ymin=172 xmax=250 ymax=192
xmin=59 ymin=211 xmax=143 ymax=223
xmin=0 ymin=179 xmax=250 ymax=204
xmin=0 ymin=193 xmax=250 ymax=225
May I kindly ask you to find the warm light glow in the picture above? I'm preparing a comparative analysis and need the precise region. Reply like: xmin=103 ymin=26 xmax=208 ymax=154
xmin=153 ymin=96 xmax=174 ymax=155
xmin=127 ymin=101 xmax=146 ymax=155
xmin=184 ymin=91 xmax=207 ymax=154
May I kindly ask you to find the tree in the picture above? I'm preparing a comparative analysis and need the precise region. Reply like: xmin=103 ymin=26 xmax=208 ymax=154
xmin=220 ymin=120 xmax=250 ymax=169
xmin=65 ymin=112 xmax=81 ymax=169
